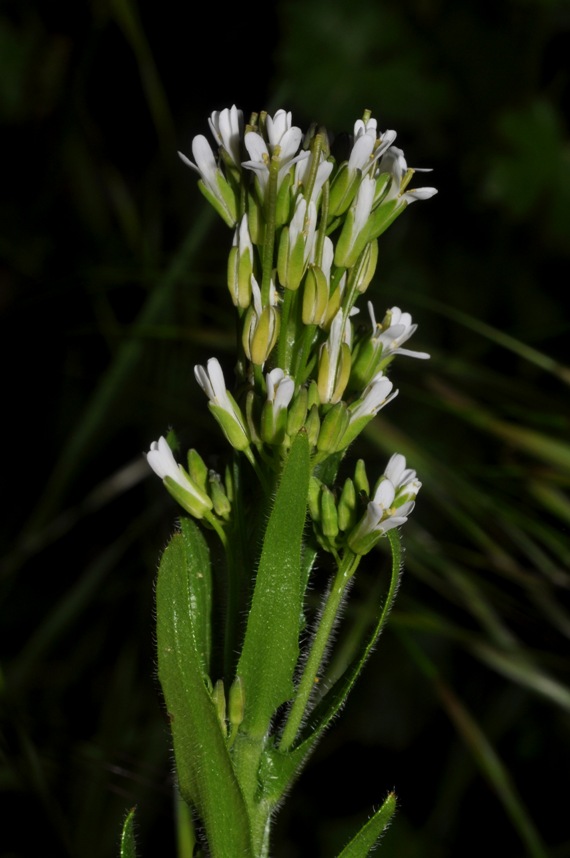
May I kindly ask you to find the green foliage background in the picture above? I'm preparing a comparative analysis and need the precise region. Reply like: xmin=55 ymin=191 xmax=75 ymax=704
xmin=1 ymin=0 xmax=569 ymax=855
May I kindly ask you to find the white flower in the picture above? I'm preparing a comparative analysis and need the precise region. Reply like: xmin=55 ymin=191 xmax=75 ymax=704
xmin=368 ymin=303 xmax=430 ymax=360
xmin=347 ymin=453 xmax=421 ymax=552
xmin=194 ymin=358 xmax=242 ymax=420
xmin=208 ymin=104 xmax=244 ymax=168
xmin=348 ymin=371 xmax=397 ymax=423
xmin=194 ymin=358 xmax=250 ymax=449
xmin=147 ymin=436 xmax=187 ymax=484
xmin=265 ymin=109 xmax=301 ymax=152
xmin=146 ymin=436 xmax=213 ymax=516
xmin=349 ymin=119 xmax=397 ymax=178
xmin=266 ymin=368 xmax=295 ymax=414
xmin=178 ymin=134 xmax=237 ymax=225
xmin=378 ymin=145 xmax=438 ymax=204
xmin=242 ymin=110 xmax=308 ymax=194
xmin=317 ymin=310 xmax=353 ymax=404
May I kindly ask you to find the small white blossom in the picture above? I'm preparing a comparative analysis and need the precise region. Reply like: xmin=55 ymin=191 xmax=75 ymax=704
xmin=349 ymin=119 xmax=397 ymax=178
xmin=348 ymin=371 xmax=397 ymax=423
xmin=242 ymin=110 xmax=309 ymax=194
xmin=194 ymin=358 xmax=250 ymax=449
xmin=178 ymin=135 xmax=237 ymax=225
xmin=378 ymin=145 xmax=437 ymax=204
xmin=266 ymin=368 xmax=295 ymax=414
xmin=317 ymin=310 xmax=353 ymax=404
xmin=368 ymin=303 xmax=430 ymax=360
xmin=208 ymin=104 xmax=244 ymax=168
xmin=348 ymin=454 xmax=421 ymax=552
xmin=146 ymin=436 xmax=213 ymax=516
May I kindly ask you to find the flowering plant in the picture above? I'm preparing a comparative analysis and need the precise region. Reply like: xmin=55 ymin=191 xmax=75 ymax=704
xmin=122 ymin=105 xmax=436 ymax=857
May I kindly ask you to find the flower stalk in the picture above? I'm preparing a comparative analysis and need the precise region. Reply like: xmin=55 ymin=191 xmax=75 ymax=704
xmin=134 ymin=103 xmax=436 ymax=858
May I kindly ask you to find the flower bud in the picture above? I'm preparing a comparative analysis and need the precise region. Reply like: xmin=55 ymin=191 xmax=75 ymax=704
xmin=353 ymin=458 xmax=370 ymax=497
xmin=316 ymin=402 xmax=350 ymax=455
xmin=242 ymin=275 xmax=281 ymax=366
xmin=184 ymin=447 xmax=205 ymax=485
xmin=286 ymin=384 xmax=308 ymax=437
xmin=227 ymin=216 xmax=254 ymax=308
xmin=242 ymin=304 xmax=280 ymax=366
xmin=228 ymin=675 xmax=245 ymax=732
xmin=208 ymin=470 xmax=231 ymax=519
xmin=212 ymin=679 xmax=227 ymax=734
xmin=302 ymin=264 xmax=329 ymax=326
xmin=308 ymin=476 xmax=323 ymax=523
xmin=320 ymin=487 xmax=339 ymax=539
xmin=304 ymin=403 xmax=321 ymax=447
xmin=328 ymin=161 xmax=360 ymax=217
xmin=337 ymin=477 xmax=357 ymax=533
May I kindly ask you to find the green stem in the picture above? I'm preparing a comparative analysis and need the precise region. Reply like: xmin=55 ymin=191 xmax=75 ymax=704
xmin=279 ymin=550 xmax=361 ymax=751
xmin=292 ymin=323 xmax=317 ymax=383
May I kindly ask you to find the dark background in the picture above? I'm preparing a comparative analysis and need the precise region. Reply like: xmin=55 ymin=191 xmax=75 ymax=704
xmin=1 ymin=0 xmax=569 ymax=856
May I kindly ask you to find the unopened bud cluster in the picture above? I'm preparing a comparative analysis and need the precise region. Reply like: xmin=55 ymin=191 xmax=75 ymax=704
xmin=147 ymin=106 xmax=436 ymax=553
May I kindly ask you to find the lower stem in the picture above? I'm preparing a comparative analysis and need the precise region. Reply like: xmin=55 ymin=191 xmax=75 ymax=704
xmin=278 ymin=550 xmax=361 ymax=751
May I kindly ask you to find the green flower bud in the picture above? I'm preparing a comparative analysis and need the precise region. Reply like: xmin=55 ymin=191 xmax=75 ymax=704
xmin=246 ymin=193 xmax=264 ymax=246
xmin=286 ymin=385 xmax=308 ymax=437
xmin=212 ymin=679 xmax=227 ymax=734
xmin=354 ymin=459 xmax=370 ymax=497
xmin=228 ymin=675 xmax=245 ymax=732
xmin=337 ymin=477 xmax=357 ymax=533
xmin=318 ymin=340 xmax=352 ymax=404
xmin=308 ymin=476 xmax=323 ymax=522
xmin=227 ymin=216 xmax=254 ymax=308
xmin=320 ymin=487 xmax=339 ymax=539
xmin=187 ymin=448 xmax=209 ymax=493
xmin=242 ymin=304 xmax=280 ymax=366
xmin=208 ymin=470 xmax=231 ymax=519
xmin=328 ymin=162 xmax=360 ymax=217
xmin=354 ymin=238 xmax=378 ymax=293
xmin=307 ymin=379 xmax=320 ymax=410
xmin=317 ymin=402 xmax=350 ymax=455
xmin=302 ymin=265 xmax=329 ymax=326
xmin=304 ymin=403 xmax=321 ymax=447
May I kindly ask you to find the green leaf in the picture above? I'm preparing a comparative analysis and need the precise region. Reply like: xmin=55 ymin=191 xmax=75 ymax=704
xmin=178 ymin=517 xmax=212 ymax=673
xmin=120 ymin=807 xmax=137 ymax=858
xmin=156 ymin=525 xmax=254 ymax=857
xmin=335 ymin=792 xmax=397 ymax=857
xmin=236 ymin=429 xmax=311 ymax=739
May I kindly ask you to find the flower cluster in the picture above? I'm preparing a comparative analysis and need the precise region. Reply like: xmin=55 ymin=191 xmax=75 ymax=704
xmin=147 ymin=106 xmax=436 ymax=553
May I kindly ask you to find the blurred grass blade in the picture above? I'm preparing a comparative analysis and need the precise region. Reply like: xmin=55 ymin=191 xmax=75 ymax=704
xmin=398 ymin=628 xmax=550 ymax=858
xmin=110 ymin=0 xmax=177 ymax=154
xmin=20 ymin=210 xmax=214 ymax=537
